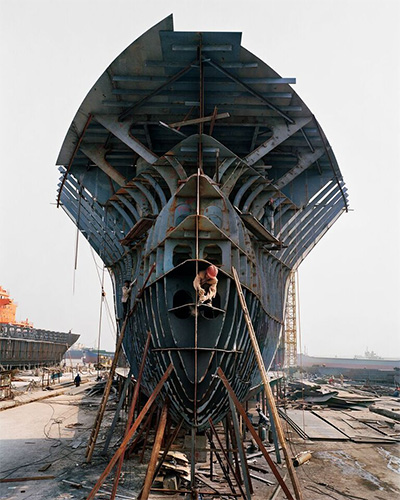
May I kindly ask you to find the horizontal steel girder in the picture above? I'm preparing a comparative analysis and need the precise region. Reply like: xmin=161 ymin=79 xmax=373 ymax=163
xmin=245 ymin=116 xmax=313 ymax=166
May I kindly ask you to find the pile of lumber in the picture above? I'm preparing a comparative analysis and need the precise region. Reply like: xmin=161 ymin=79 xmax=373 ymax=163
xmin=153 ymin=451 xmax=190 ymax=491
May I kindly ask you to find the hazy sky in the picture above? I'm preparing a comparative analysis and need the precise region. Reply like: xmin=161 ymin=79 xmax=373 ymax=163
xmin=1 ymin=0 xmax=399 ymax=357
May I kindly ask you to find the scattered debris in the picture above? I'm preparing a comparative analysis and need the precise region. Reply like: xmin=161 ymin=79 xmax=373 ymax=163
xmin=370 ymin=405 xmax=400 ymax=422
xmin=293 ymin=451 xmax=312 ymax=467
xmin=0 ymin=476 xmax=55 ymax=483
xmin=153 ymin=449 xmax=191 ymax=490
xmin=37 ymin=463 xmax=52 ymax=472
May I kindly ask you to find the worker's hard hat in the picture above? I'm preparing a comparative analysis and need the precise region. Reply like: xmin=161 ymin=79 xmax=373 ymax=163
xmin=206 ymin=265 xmax=218 ymax=278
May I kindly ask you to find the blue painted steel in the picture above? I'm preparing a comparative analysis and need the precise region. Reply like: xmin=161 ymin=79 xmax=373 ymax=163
xmin=56 ymin=16 xmax=347 ymax=430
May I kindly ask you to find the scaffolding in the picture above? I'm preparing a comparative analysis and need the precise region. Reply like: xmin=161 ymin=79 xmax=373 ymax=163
xmin=284 ymin=271 xmax=298 ymax=368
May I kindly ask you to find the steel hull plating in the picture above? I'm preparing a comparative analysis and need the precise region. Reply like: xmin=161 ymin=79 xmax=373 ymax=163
xmin=0 ymin=326 xmax=80 ymax=369
xmin=125 ymin=261 xmax=280 ymax=429
xmin=56 ymin=17 xmax=347 ymax=429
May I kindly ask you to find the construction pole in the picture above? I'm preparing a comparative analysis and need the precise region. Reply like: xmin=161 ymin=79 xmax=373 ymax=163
xmin=140 ymin=401 xmax=169 ymax=500
xmin=85 ymin=311 xmax=130 ymax=462
xmin=85 ymin=264 xmax=156 ymax=462
xmin=111 ymin=330 xmax=152 ymax=498
xmin=231 ymin=267 xmax=303 ymax=500
xmin=217 ymin=368 xmax=294 ymax=500
xmin=86 ymin=364 xmax=173 ymax=500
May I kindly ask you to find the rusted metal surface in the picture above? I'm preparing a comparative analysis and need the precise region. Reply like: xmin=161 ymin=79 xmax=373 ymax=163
xmin=56 ymin=17 xmax=347 ymax=435
xmin=209 ymin=418 xmax=248 ymax=500
xmin=217 ymin=367 xmax=295 ymax=500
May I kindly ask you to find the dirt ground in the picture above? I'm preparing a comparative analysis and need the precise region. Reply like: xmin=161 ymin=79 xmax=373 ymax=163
xmin=266 ymin=437 xmax=400 ymax=500
xmin=0 ymin=383 xmax=399 ymax=500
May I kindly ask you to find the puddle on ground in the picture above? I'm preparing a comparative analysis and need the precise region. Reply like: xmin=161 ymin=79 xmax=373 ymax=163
xmin=378 ymin=447 xmax=400 ymax=475
xmin=315 ymin=450 xmax=383 ymax=490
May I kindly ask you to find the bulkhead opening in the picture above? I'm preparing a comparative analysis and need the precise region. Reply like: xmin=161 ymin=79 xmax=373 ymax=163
xmin=172 ymin=290 xmax=193 ymax=319
xmin=173 ymin=244 xmax=192 ymax=266
xmin=203 ymin=244 xmax=222 ymax=266
xmin=201 ymin=293 xmax=222 ymax=320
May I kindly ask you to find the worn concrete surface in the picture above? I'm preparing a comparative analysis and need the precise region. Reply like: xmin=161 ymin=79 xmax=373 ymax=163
xmin=0 ymin=381 xmax=135 ymax=499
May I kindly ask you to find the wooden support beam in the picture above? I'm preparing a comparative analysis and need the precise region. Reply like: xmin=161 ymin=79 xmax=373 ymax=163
xmin=147 ymin=419 xmax=184 ymax=487
xmin=168 ymin=112 xmax=230 ymax=128
xmin=217 ymin=367 xmax=295 ymax=500
xmin=209 ymin=106 xmax=219 ymax=136
xmin=86 ymin=364 xmax=174 ymax=500
xmin=85 ymin=313 xmax=130 ymax=462
xmin=102 ymin=366 xmax=134 ymax=455
xmin=0 ymin=476 xmax=55 ymax=483
xmin=231 ymin=266 xmax=303 ymax=500
xmin=226 ymin=416 xmax=241 ymax=484
xmin=140 ymin=401 xmax=169 ymax=500
xmin=85 ymin=264 xmax=155 ymax=463
xmin=266 ymin=398 xmax=282 ymax=464
xmin=111 ymin=330 xmax=152 ymax=498
xmin=139 ymin=411 xmax=154 ymax=464
xmin=125 ymin=403 xmax=157 ymax=459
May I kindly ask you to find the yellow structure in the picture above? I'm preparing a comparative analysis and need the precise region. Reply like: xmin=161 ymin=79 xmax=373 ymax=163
xmin=284 ymin=272 xmax=298 ymax=368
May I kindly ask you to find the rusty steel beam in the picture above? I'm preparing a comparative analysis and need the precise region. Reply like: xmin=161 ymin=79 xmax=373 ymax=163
xmin=119 ymin=59 xmax=197 ymax=121
xmin=206 ymin=429 xmax=237 ymax=496
xmin=245 ymin=116 xmax=313 ymax=166
xmin=217 ymin=367 xmax=295 ymax=500
xmin=205 ymin=59 xmax=294 ymax=124
xmin=80 ymin=144 xmax=127 ymax=186
xmin=208 ymin=418 xmax=248 ymax=500
xmin=95 ymin=114 xmax=159 ymax=165
xmin=274 ymin=148 xmax=325 ymax=190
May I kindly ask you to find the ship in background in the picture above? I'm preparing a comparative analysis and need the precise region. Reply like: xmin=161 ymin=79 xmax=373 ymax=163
xmin=0 ymin=286 xmax=79 ymax=369
xmin=298 ymin=352 xmax=400 ymax=385
xmin=56 ymin=16 xmax=348 ymax=430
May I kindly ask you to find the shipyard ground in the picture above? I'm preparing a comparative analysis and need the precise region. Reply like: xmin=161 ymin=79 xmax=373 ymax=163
xmin=0 ymin=381 xmax=399 ymax=499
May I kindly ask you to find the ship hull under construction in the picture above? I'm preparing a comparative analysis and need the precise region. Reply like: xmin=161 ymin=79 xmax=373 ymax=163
xmin=0 ymin=325 xmax=80 ymax=370
xmin=56 ymin=16 xmax=347 ymax=430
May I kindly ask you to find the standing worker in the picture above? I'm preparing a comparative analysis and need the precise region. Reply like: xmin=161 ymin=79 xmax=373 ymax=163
xmin=74 ymin=372 xmax=81 ymax=387
xmin=121 ymin=279 xmax=135 ymax=318
xmin=193 ymin=265 xmax=218 ymax=305
xmin=263 ymin=197 xmax=276 ymax=234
